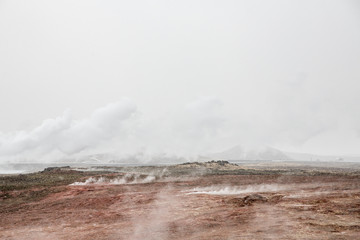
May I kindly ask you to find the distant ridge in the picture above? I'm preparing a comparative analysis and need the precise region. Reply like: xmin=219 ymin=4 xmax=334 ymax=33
xmin=206 ymin=145 xmax=360 ymax=162
xmin=207 ymin=145 xmax=291 ymax=161
xmin=44 ymin=145 xmax=360 ymax=164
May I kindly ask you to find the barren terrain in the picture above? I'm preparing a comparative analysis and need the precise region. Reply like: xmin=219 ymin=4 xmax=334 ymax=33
xmin=1 ymin=161 xmax=360 ymax=239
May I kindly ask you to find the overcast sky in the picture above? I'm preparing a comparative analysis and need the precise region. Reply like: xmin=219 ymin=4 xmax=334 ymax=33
xmin=0 ymin=0 xmax=359 ymax=162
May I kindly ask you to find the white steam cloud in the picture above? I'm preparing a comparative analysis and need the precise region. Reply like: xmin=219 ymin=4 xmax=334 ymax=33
xmin=186 ymin=184 xmax=289 ymax=195
xmin=0 ymin=97 xmax=226 ymax=163
xmin=70 ymin=174 xmax=156 ymax=185
xmin=1 ymin=94 xmax=359 ymax=164
xmin=0 ymin=99 xmax=137 ymax=162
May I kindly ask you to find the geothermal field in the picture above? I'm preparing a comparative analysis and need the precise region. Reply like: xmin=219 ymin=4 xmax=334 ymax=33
xmin=1 ymin=161 xmax=360 ymax=240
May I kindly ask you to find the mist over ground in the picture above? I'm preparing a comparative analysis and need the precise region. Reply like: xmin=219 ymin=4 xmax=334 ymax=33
xmin=0 ymin=96 xmax=359 ymax=164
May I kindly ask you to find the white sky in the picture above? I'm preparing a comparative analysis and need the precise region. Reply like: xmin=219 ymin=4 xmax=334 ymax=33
xmin=0 ymin=0 xmax=359 ymax=161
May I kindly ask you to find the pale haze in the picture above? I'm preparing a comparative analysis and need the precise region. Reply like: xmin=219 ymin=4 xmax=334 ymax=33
xmin=0 ymin=0 xmax=360 ymax=163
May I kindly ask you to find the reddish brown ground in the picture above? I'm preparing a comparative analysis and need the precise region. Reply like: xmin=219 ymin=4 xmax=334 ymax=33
xmin=1 ymin=174 xmax=359 ymax=239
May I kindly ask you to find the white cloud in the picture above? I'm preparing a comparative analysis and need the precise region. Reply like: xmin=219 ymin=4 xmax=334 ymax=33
xmin=0 ymin=99 xmax=137 ymax=162
xmin=0 ymin=0 xmax=359 ymax=159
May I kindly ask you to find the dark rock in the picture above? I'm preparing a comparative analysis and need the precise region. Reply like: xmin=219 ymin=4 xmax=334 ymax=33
xmin=243 ymin=194 xmax=268 ymax=204
xmin=42 ymin=166 xmax=71 ymax=172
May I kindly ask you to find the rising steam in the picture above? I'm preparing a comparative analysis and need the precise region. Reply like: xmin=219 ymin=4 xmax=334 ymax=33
xmin=0 ymin=97 xmax=225 ymax=163
xmin=71 ymin=173 xmax=156 ymax=185
xmin=0 ymin=99 xmax=137 ymax=162
xmin=186 ymin=184 xmax=290 ymax=195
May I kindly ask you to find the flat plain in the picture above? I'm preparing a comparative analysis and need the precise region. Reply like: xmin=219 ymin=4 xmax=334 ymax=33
xmin=1 ymin=161 xmax=359 ymax=240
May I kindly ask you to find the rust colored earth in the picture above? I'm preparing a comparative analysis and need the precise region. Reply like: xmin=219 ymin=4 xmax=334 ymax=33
xmin=1 ymin=173 xmax=360 ymax=239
